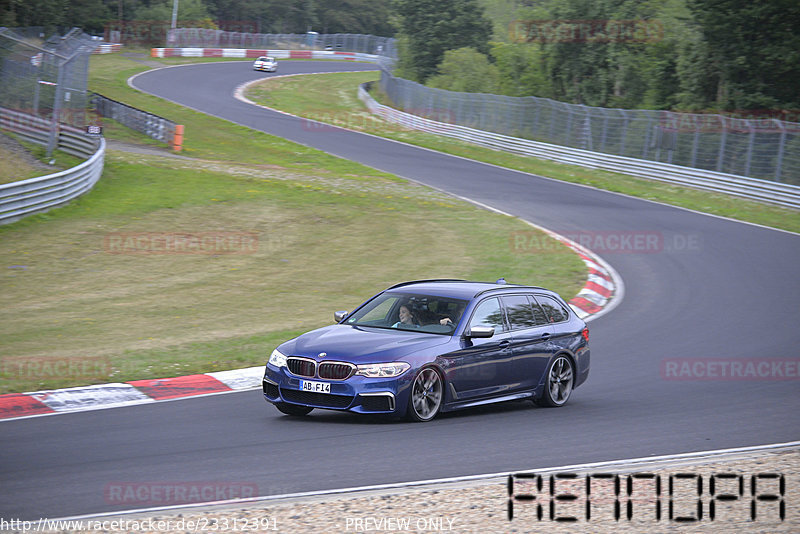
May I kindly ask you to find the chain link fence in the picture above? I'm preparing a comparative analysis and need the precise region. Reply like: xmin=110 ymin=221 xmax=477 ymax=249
xmin=379 ymin=71 xmax=799 ymax=185
xmin=167 ymin=28 xmax=396 ymax=58
xmin=0 ymin=27 xmax=99 ymax=155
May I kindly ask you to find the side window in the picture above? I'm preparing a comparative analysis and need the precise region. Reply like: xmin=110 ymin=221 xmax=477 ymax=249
xmin=468 ymin=297 xmax=505 ymax=332
xmin=501 ymin=295 xmax=538 ymax=330
xmin=526 ymin=295 xmax=549 ymax=325
xmin=535 ymin=295 xmax=569 ymax=323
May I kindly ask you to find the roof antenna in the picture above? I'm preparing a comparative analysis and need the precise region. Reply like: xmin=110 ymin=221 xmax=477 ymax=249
xmin=496 ymin=277 xmax=507 ymax=285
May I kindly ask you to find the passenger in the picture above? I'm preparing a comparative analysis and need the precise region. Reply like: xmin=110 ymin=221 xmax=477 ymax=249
xmin=392 ymin=304 xmax=419 ymax=329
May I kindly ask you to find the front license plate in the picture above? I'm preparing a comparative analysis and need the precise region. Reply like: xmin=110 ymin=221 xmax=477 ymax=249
xmin=300 ymin=380 xmax=331 ymax=393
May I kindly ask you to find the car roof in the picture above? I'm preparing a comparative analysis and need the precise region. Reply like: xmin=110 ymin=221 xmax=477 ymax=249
xmin=384 ymin=279 xmax=550 ymax=300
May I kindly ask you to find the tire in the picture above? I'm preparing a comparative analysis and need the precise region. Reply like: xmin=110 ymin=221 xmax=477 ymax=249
xmin=274 ymin=402 xmax=313 ymax=416
xmin=407 ymin=367 xmax=443 ymax=422
xmin=536 ymin=355 xmax=574 ymax=407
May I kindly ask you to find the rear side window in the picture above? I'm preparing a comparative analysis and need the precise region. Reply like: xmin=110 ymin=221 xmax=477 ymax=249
xmin=502 ymin=295 xmax=539 ymax=330
xmin=535 ymin=295 xmax=570 ymax=323
xmin=526 ymin=296 xmax=549 ymax=325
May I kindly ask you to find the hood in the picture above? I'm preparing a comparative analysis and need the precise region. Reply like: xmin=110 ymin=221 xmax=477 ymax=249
xmin=279 ymin=324 xmax=451 ymax=363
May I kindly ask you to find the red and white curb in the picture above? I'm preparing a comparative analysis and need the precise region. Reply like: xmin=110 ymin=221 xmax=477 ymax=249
xmin=552 ymin=231 xmax=621 ymax=320
xmin=150 ymin=48 xmax=378 ymax=62
xmin=0 ymin=367 xmax=265 ymax=422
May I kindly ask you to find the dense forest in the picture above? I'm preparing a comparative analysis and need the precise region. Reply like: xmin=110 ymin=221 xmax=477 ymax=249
xmin=395 ymin=0 xmax=800 ymax=112
xmin=2 ymin=0 xmax=797 ymax=112
xmin=0 ymin=0 xmax=394 ymax=36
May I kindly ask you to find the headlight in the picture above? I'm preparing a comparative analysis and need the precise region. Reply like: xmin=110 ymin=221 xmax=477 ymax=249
xmin=268 ymin=349 xmax=287 ymax=368
xmin=356 ymin=362 xmax=410 ymax=378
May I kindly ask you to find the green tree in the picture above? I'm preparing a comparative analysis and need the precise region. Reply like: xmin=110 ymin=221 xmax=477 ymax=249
xmin=314 ymin=0 xmax=393 ymax=35
xmin=490 ymin=41 xmax=549 ymax=97
xmin=427 ymin=47 xmax=499 ymax=93
xmin=134 ymin=0 xmax=214 ymax=24
xmin=688 ymin=0 xmax=800 ymax=109
xmin=392 ymin=0 xmax=493 ymax=82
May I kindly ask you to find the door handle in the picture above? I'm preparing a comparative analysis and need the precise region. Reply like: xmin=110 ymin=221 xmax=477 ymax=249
xmin=499 ymin=340 xmax=511 ymax=348
xmin=540 ymin=333 xmax=551 ymax=339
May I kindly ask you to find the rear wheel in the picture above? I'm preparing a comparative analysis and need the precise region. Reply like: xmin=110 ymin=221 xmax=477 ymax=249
xmin=407 ymin=367 xmax=443 ymax=422
xmin=536 ymin=355 xmax=574 ymax=407
xmin=274 ymin=402 xmax=313 ymax=416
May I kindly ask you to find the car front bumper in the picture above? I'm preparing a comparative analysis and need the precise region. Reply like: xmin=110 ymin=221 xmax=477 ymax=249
xmin=263 ymin=364 xmax=410 ymax=415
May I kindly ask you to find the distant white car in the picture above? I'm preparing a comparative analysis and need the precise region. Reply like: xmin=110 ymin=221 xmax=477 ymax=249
xmin=253 ymin=56 xmax=277 ymax=72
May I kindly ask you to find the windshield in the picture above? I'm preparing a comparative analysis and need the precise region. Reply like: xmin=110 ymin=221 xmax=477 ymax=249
xmin=345 ymin=292 xmax=468 ymax=335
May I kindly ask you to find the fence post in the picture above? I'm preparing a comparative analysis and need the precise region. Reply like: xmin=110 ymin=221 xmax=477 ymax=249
xmin=599 ymin=108 xmax=609 ymax=152
xmin=46 ymin=58 xmax=67 ymax=157
xmin=744 ymin=120 xmax=755 ymax=177
xmin=690 ymin=127 xmax=700 ymax=169
xmin=716 ymin=116 xmax=728 ymax=173
xmin=619 ymin=110 xmax=628 ymax=156
xmin=774 ymin=120 xmax=786 ymax=182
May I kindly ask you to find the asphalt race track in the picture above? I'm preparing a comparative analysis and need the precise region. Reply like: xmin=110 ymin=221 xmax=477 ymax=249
xmin=2 ymin=61 xmax=799 ymax=520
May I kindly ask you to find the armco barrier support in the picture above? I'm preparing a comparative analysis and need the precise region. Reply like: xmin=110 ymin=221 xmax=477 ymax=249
xmin=172 ymin=124 xmax=184 ymax=152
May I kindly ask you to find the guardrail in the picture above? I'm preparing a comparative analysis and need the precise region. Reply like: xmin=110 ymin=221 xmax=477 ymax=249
xmin=91 ymin=93 xmax=181 ymax=149
xmin=150 ymin=47 xmax=381 ymax=63
xmin=0 ymin=107 xmax=105 ymax=225
xmin=358 ymin=84 xmax=800 ymax=210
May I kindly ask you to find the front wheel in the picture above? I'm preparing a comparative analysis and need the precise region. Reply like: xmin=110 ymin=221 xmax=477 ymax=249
xmin=274 ymin=402 xmax=313 ymax=416
xmin=536 ymin=355 xmax=574 ymax=407
xmin=407 ymin=367 xmax=443 ymax=422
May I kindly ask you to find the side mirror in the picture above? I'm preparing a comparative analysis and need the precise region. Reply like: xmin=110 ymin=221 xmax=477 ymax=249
xmin=334 ymin=310 xmax=349 ymax=323
xmin=465 ymin=325 xmax=495 ymax=339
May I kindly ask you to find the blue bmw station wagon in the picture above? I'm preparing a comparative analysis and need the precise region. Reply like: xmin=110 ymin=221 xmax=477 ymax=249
xmin=263 ymin=279 xmax=590 ymax=422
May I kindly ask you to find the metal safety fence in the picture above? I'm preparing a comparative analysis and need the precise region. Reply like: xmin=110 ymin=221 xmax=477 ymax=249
xmin=167 ymin=28 xmax=396 ymax=59
xmin=379 ymin=72 xmax=800 ymax=185
xmin=91 ymin=93 xmax=177 ymax=145
xmin=0 ymin=107 xmax=105 ymax=225
xmin=359 ymin=84 xmax=800 ymax=209
xmin=0 ymin=27 xmax=99 ymax=155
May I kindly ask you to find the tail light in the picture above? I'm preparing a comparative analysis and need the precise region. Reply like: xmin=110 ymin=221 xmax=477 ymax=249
xmin=581 ymin=327 xmax=589 ymax=342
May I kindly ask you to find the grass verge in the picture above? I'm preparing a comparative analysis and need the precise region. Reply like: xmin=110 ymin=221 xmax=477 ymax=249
xmin=245 ymin=71 xmax=800 ymax=234
xmin=0 ymin=134 xmax=84 ymax=185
